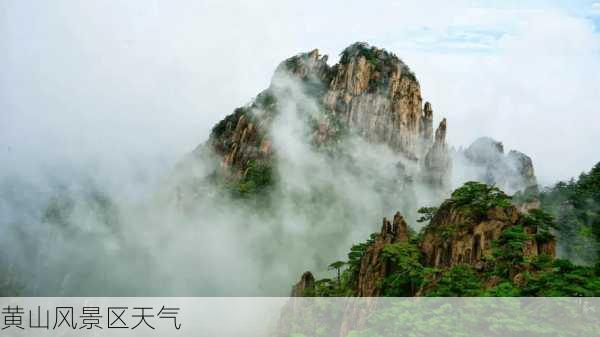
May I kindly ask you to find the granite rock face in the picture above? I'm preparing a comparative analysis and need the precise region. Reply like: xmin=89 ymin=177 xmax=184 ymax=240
xmin=423 ymin=118 xmax=451 ymax=190
xmin=454 ymin=137 xmax=537 ymax=194
xmin=182 ymin=43 xmax=540 ymax=202
xmin=290 ymin=201 xmax=556 ymax=298
xmin=420 ymin=203 xmax=555 ymax=270
xmin=203 ymin=42 xmax=451 ymax=190
xmin=356 ymin=212 xmax=411 ymax=297
xmin=321 ymin=45 xmax=430 ymax=159
xmin=291 ymin=271 xmax=315 ymax=297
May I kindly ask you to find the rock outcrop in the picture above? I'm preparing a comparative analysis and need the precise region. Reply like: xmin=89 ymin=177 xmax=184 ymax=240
xmin=357 ymin=212 xmax=410 ymax=297
xmin=202 ymin=42 xmax=450 ymax=189
xmin=290 ymin=182 xmax=556 ymax=298
xmin=454 ymin=137 xmax=537 ymax=194
xmin=423 ymin=118 xmax=451 ymax=190
xmin=207 ymin=94 xmax=276 ymax=180
xmin=290 ymin=271 xmax=315 ymax=297
xmin=321 ymin=44 xmax=429 ymax=159
xmin=420 ymin=203 xmax=554 ymax=270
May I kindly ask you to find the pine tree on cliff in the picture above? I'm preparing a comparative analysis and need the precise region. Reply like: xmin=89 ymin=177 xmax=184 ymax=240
xmin=328 ymin=261 xmax=346 ymax=286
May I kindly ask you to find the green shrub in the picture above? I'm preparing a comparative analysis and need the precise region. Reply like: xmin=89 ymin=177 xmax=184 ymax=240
xmin=416 ymin=207 xmax=438 ymax=224
xmin=540 ymin=162 xmax=600 ymax=264
xmin=228 ymin=160 xmax=274 ymax=198
xmin=381 ymin=242 xmax=424 ymax=296
xmin=493 ymin=224 xmax=530 ymax=265
xmin=521 ymin=259 xmax=600 ymax=296
xmin=425 ymin=264 xmax=483 ymax=296
xmin=448 ymin=182 xmax=512 ymax=220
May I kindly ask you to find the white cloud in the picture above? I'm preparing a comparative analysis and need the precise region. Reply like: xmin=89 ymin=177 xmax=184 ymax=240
xmin=1 ymin=0 xmax=598 ymax=185
xmin=1 ymin=0 xmax=600 ymax=295
xmin=403 ymin=10 xmax=600 ymax=184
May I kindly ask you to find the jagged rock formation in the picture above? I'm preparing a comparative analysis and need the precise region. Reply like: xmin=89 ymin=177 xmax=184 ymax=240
xmin=177 ymin=43 xmax=542 ymax=209
xmin=207 ymin=94 xmax=276 ymax=180
xmin=203 ymin=42 xmax=450 ymax=189
xmin=420 ymin=202 xmax=555 ymax=270
xmin=321 ymin=45 xmax=428 ymax=158
xmin=357 ymin=212 xmax=410 ymax=297
xmin=291 ymin=271 xmax=315 ymax=297
xmin=423 ymin=118 xmax=451 ymax=189
xmin=454 ymin=137 xmax=537 ymax=194
xmin=290 ymin=182 xmax=557 ymax=298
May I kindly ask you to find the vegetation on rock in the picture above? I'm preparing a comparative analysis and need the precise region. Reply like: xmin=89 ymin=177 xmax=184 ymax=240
xmin=539 ymin=162 xmax=600 ymax=265
xmin=339 ymin=42 xmax=417 ymax=91
xmin=296 ymin=181 xmax=600 ymax=297
xmin=227 ymin=160 xmax=275 ymax=198
xmin=446 ymin=181 xmax=512 ymax=220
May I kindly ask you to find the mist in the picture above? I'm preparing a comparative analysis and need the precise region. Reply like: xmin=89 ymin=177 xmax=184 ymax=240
xmin=0 ymin=64 xmax=448 ymax=295
xmin=2 ymin=1 xmax=599 ymax=295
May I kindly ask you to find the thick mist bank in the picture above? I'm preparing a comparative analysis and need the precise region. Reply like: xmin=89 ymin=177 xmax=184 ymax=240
xmin=1 ymin=43 xmax=597 ymax=296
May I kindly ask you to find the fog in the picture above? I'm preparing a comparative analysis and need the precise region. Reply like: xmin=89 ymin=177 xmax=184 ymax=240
xmin=1 ymin=1 xmax=599 ymax=295
xmin=0 ymin=65 xmax=447 ymax=295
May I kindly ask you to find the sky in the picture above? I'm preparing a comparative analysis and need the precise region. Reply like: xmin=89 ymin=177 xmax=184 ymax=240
xmin=1 ymin=0 xmax=600 ymax=186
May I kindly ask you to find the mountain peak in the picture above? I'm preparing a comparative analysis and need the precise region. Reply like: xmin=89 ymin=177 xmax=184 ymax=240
xmin=202 ymin=43 xmax=449 ymax=194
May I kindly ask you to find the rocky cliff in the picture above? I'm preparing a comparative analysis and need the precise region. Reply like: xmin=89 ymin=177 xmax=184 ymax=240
xmin=290 ymin=182 xmax=559 ymax=298
xmin=356 ymin=212 xmax=411 ymax=297
xmin=420 ymin=198 xmax=554 ymax=271
xmin=279 ymin=182 xmax=600 ymax=336
xmin=454 ymin=137 xmax=537 ymax=194
xmin=202 ymin=42 xmax=450 ymax=190
xmin=168 ymin=43 xmax=552 ymax=300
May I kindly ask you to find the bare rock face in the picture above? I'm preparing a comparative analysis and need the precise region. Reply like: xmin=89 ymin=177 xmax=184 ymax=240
xmin=207 ymin=93 xmax=277 ymax=180
xmin=420 ymin=205 xmax=518 ymax=268
xmin=321 ymin=44 xmax=430 ymax=159
xmin=203 ymin=42 xmax=450 ymax=188
xmin=291 ymin=271 xmax=315 ymax=297
xmin=455 ymin=137 xmax=537 ymax=194
xmin=420 ymin=202 xmax=555 ymax=269
xmin=507 ymin=150 xmax=537 ymax=188
xmin=357 ymin=212 xmax=410 ymax=297
xmin=423 ymin=118 xmax=451 ymax=191
xmin=288 ymin=211 xmax=412 ymax=298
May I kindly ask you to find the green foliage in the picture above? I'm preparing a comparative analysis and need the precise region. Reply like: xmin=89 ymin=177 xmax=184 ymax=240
xmin=425 ymin=264 xmax=484 ymax=296
xmin=493 ymin=224 xmax=530 ymax=267
xmin=328 ymin=261 xmax=346 ymax=286
xmin=284 ymin=53 xmax=313 ymax=73
xmin=212 ymin=88 xmax=277 ymax=142
xmin=339 ymin=42 xmax=382 ymax=65
xmin=254 ymin=90 xmax=277 ymax=111
xmin=540 ymin=162 xmax=600 ymax=264
xmin=228 ymin=160 xmax=274 ymax=198
xmin=448 ymin=181 xmax=512 ymax=220
xmin=416 ymin=206 xmax=438 ymax=224
xmin=312 ymin=175 xmax=600 ymax=298
xmin=328 ymin=261 xmax=346 ymax=270
xmin=521 ymin=259 xmax=600 ymax=296
xmin=346 ymin=298 xmax=599 ymax=336
xmin=339 ymin=42 xmax=417 ymax=92
xmin=211 ymin=107 xmax=248 ymax=139
xmin=380 ymin=242 xmax=424 ymax=296
xmin=483 ymin=281 xmax=522 ymax=296
xmin=519 ymin=209 xmax=557 ymax=244
xmin=521 ymin=208 xmax=556 ymax=230
xmin=346 ymin=233 xmax=378 ymax=288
